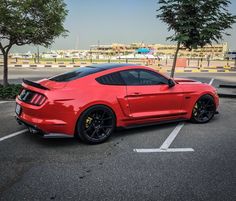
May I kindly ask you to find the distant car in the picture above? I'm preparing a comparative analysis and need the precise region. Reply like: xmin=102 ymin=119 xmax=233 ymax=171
xmin=15 ymin=63 xmax=219 ymax=144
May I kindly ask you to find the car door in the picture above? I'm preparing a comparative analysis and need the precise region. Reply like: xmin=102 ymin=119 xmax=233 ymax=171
xmin=119 ymin=69 xmax=186 ymax=119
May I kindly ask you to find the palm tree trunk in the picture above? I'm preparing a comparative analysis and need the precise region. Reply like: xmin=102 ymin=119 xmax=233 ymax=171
xmin=170 ymin=42 xmax=181 ymax=78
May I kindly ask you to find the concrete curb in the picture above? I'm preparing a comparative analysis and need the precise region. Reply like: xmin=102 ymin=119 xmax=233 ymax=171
xmin=8 ymin=64 xmax=80 ymax=68
xmin=218 ymin=84 xmax=236 ymax=98
xmin=218 ymin=93 xmax=236 ymax=99
xmin=219 ymin=84 xmax=236 ymax=88
xmin=3 ymin=64 xmax=236 ymax=73
xmin=159 ymin=69 xmax=235 ymax=73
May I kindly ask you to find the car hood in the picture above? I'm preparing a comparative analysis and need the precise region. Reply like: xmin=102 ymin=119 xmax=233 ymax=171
xmin=174 ymin=78 xmax=202 ymax=84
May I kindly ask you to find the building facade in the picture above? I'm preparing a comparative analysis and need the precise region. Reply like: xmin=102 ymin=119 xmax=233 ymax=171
xmin=90 ymin=42 xmax=228 ymax=60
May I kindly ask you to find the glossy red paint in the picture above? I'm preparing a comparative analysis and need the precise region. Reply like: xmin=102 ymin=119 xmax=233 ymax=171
xmin=15 ymin=64 xmax=219 ymax=137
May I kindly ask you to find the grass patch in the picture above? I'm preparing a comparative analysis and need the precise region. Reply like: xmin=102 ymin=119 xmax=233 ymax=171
xmin=0 ymin=84 xmax=22 ymax=100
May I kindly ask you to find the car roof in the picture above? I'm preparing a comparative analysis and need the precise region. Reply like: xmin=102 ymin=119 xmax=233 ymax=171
xmin=49 ymin=63 xmax=139 ymax=82
xmin=87 ymin=63 xmax=137 ymax=70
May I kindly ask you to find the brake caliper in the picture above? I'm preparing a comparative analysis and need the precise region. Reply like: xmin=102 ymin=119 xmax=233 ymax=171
xmin=85 ymin=117 xmax=93 ymax=128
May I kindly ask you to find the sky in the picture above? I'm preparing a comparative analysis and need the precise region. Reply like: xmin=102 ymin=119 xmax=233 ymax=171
xmin=12 ymin=0 xmax=236 ymax=53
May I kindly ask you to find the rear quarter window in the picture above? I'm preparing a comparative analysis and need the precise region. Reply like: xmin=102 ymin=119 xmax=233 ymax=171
xmin=96 ymin=72 xmax=125 ymax=85
xmin=49 ymin=67 xmax=105 ymax=82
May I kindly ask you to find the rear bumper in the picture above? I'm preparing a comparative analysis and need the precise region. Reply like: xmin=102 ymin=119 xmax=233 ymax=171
xmin=15 ymin=116 xmax=73 ymax=138
xmin=15 ymin=97 xmax=77 ymax=137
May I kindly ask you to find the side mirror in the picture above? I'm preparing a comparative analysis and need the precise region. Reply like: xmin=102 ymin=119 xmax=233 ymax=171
xmin=168 ymin=79 xmax=175 ymax=88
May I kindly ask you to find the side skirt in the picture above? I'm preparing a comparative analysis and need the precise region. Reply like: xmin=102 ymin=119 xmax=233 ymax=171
xmin=117 ymin=118 xmax=187 ymax=130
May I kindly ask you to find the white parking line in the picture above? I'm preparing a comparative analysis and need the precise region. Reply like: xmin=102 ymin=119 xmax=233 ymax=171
xmin=209 ymin=78 xmax=214 ymax=86
xmin=0 ymin=129 xmax=28 ymax=142
xmin=133 ymin=123 xmax=194 ymax=153
xmin=159 ymin=123 xmax=185 ymax=150
xmin=0 ymin=101 xmax=15 ymax=104
xmin=134 ymin=148 xmax=194 ymax=153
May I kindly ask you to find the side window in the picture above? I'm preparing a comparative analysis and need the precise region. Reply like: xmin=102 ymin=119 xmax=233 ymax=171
xmin=119 ymin=70 xmax=140 ymax=85
xmin=119 ymin=70 xmax=168 ymax=86
xmin=96 ymin=72 xmax=125 ymax=85
xmin=139 ymin=70 xmax=168 ymax=85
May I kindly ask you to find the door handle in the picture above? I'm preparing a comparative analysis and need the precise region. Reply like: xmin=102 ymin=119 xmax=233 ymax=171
xmin=132 ymin=92 xmax=142 ymax=95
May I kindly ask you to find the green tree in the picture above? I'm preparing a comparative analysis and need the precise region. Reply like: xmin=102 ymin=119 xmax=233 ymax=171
xmin=157 ymin=0 xmax=236 ymax=77
xmin=0 ymin=0 xmax=68 ymax=86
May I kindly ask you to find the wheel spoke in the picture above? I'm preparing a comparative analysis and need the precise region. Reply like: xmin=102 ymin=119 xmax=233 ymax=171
xmin=84 ymin=124 xmax=93 ymax=132
xmin=101 ymin=127 xmax=106 ymax=133
xmin=205 ymin=111 xmax=212 ymax=118
xmin=101 ymin=111 xmax=106 ymax=119
xmin=103 ymin=117 xmax=112 ymax=121
xmin=206 ymin=104 xmax=214 ymax=108
xmin=90 ymin=129 xmax=97 ymax=138
xmin=204 ymin=99 xmax=211 ymax=107
xmin=197 ymin=112 xmax=204 ymax=120
xmin=101 ymin=125 xmax=112 ymax=128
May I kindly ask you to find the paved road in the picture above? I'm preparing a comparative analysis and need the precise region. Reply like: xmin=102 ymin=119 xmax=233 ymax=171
xmin=1 ymin=67 xmax=236 ymax=84
xmin=0 ymin=70 xmax=236 ymax=200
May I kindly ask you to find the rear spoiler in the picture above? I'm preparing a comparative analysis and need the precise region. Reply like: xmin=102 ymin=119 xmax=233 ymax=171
xmin=22 ymin=79 xmax=49 ymax=90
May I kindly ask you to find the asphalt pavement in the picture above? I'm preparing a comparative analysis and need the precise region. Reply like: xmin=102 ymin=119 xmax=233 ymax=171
xmin=0 ymin=68 xmax=236 ymax=201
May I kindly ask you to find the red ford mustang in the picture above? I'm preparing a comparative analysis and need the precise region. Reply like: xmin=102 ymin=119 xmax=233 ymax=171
xmin=15 ymin=64 xmax=219 ymax=144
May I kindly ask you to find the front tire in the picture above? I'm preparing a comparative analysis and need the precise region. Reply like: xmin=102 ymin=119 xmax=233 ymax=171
xmin=191 ymin=94 xmax=216 ymax=123
xmin=76 ymin=105 xmax=116 ymax=144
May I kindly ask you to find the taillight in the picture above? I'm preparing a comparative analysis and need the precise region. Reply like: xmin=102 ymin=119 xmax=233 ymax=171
xmin=19 ymin=89 xmax=47 ymax=106
xmin=30 ymin=94 xmax=47 ymax=106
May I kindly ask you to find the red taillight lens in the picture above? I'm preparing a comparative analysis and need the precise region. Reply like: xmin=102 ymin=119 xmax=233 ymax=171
xmin=18 ymin=88 xmax=47 ymax=106
xmin=30 ymin=93 xmax=47 ymax=106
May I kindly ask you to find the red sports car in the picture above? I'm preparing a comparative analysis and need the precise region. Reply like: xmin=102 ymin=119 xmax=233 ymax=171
xmin=15 ymin=64 xmax=219 ymax=144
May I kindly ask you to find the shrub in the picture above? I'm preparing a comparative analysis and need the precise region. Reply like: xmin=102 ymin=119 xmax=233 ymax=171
xmin=0 ymin=84 xmax=22 ymax=100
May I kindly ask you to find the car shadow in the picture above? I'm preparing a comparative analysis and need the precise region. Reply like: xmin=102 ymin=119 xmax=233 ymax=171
xmin=22 ymin=121 xmax=186 ymax=147
xmin=113 ymin=122 xmax=180 ymax=139
xmin=22 ymin=131 xmax=82 ymax=148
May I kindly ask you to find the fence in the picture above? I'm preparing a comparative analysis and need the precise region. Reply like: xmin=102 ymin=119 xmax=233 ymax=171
xmin=3 ymin=56 xmax=236 ymax=70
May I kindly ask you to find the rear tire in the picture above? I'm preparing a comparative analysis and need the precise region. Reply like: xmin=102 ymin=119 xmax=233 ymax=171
xmin=76 ymin=105 xmax=116 ymax=144
xmin=191 ymin=94 xmax=216 ymax=123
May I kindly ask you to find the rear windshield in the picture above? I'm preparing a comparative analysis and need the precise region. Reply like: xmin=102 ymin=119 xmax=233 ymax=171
xmin=49 ymin=66 xmax=105 ymax=82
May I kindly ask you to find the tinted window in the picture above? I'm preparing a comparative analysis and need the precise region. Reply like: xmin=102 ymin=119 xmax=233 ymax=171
xmin=49 ymin=66 xmax=105 ymax=82
xmin=96 ymin=72 xmax=125 ymax=85
xmin=119 ymin=70 xmax=168 ymax=85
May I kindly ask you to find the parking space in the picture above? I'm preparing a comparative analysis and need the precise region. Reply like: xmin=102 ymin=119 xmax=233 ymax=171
xmin=0 ymin=75 xmax=236 ymax=200
xmin=0 ymin=102 xmax=25 ymax=138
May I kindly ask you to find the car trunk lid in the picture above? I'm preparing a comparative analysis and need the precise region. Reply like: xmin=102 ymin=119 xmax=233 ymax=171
xmin=37 ymin=79 xmax=68 ymax=89
xmin=19 ymin=79 xmax=67 ymax=106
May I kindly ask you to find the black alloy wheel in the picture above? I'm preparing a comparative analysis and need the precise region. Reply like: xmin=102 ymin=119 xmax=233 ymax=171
xmin=191 ymin=94 xmax=216 ymax=123
xmin=77 ymin=105 xmax=116 ymax=144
